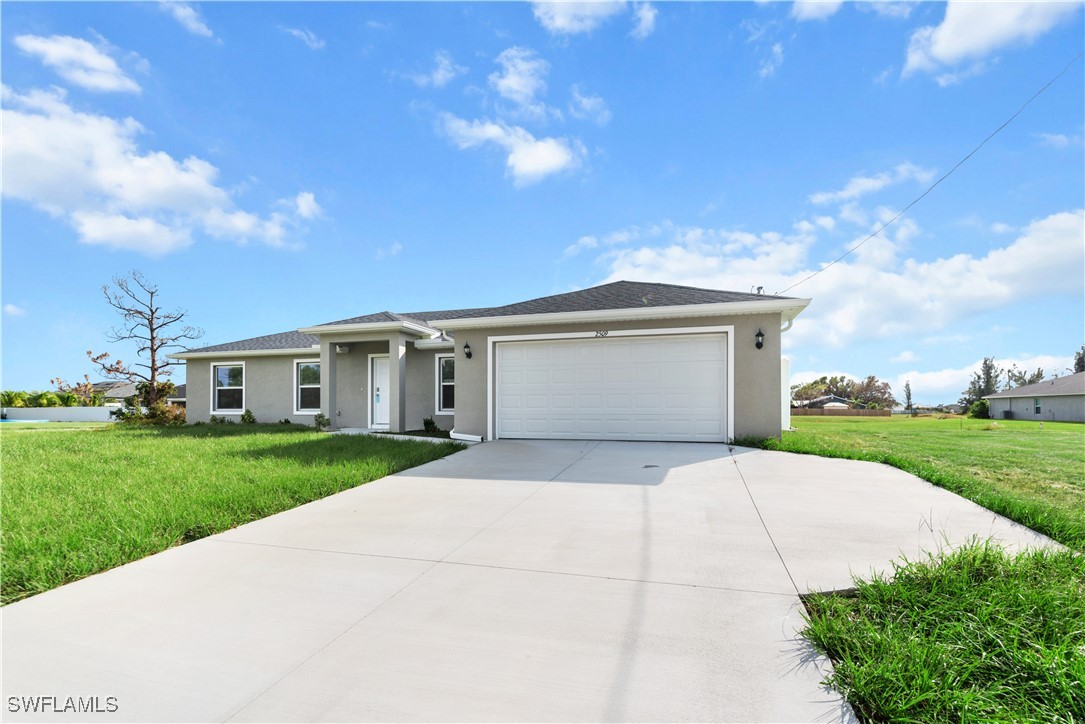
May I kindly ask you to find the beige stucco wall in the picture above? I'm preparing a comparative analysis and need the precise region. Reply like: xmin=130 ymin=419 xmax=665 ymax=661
xmin=183 ymin=341 xmax=453 ymax=431
xmin=989 ymin=394 xmax=1085 ymax=423
xmin=185 ymin=356 xmax=322 ymax=424
xmin=449 ymin=312 xmax=785 ymax=441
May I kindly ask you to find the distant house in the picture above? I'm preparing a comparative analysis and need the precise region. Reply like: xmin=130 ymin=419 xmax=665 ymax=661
xmin=167 ymin=384 xmax=186 ymax=409
xmin=793 ymin=394 xmax=862 ymax=409
xmin=92 ymin=381 xmax=138 ymax=404
xmin=984 ymin=372 xmax=1085 ymax=423
xmin=92 ymin=381 xmax=187 ymax=407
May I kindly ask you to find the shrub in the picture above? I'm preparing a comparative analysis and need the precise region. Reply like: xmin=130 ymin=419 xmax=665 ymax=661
xmin=209 ymin=415 xmax=236 ymax=425
xmin=422 ymin=417 xmax=438 ymax=434
xmin=969 ymin=399 xmax=990 ymax=419
xmin=27 ymin=391 xmax=61 ymax=408
xmin=2 ymin=390 xmax=28 ymax=408
xmin=240 ymin=409 xmax=256 ymax=424
xmin=312 ymin=413 xmax=330 ymax=431
xmin=279 ymin=418 xmax=293 ymax=425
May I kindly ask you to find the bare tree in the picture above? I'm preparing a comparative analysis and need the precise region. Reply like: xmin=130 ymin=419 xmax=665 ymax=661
xmin=88 ymin=271 xmax=203 ymax=408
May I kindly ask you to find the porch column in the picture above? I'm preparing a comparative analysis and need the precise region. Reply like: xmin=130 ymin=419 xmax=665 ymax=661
xmin=320 ymin=339 xmax=337 ymax=429
xmin=387 ymin=333 xmax=407 ymax=432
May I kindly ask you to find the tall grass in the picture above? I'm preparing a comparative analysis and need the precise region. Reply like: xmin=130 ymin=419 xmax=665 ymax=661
xmin=803 ymin=542 xmax=1085 ymax=723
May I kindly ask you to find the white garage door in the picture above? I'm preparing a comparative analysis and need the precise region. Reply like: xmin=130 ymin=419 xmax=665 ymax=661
xmin=496 ymin=333 xmax=727 ymax=442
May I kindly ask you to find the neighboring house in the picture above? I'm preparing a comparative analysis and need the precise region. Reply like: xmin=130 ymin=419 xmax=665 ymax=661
xmin=92 ymin=381 xmax=138 ymax=404
xmin=985 ymin=372 xmax=1085 ymax=423
xmin=167 ymin=384 xmax=186 ymax=408
xmin=793 ymin=394 xmax=859 ymax=409
xmin=171 ymin=281 xmax=810 ymax=442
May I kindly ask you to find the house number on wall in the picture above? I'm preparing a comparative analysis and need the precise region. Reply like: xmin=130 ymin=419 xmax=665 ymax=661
xmin=595 ymin=330 xmax=609 ymax=338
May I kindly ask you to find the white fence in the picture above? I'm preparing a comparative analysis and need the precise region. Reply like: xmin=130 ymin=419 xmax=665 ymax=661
xmin=2 ymin=407 xmax=118 ymax=422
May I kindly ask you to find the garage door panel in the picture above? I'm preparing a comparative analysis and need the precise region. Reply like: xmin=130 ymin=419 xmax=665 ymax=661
xmin=497 ymin=333 xmax=727 ymax=442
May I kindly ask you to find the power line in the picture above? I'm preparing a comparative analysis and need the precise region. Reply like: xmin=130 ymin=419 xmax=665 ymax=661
xmin=776 ymin=51 xmax=1084 ymax=296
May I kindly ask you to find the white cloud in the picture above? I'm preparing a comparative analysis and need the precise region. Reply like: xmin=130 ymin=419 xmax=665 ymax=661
xmin=159 ymin=2 xmax=215 ymax=39
xmin=489 ymin=47 xmax=550 ymax=117
xmin=563 ymin=223 xmax=662 ymax=258
xmin=809 ymin=162 xmax=935 ymax=205
xmin=14 ymin=35 xmax=140 ymax=94
xmin=439 ymin=113 xmax=583 ymax=186
xmin=990 ymin=222 xmax=1015 ymax=234
xmin=591 ymin=209 xmax=1084 ymax=352
xmin=280 ymin=27 xmax=325 ymax=50
xmin=4 ymin=303 xmax=27 ymax=317
xmin=904 ymin=2 xmax=1079 ymax=79
xmin=630 ymin=3 xmax=657 ymax=39
xmin=375 ymin=241 xmax=403 ymax=259
xmin=411 ymin=50 xmax=468 ymax=88
xmin=891 ymin=350 xmax=918 ymax=363
xmin=865 ymin=2 xmax=914 ymax=20
xmin=71 ymin=211 xmax=193 ymax=256
xmin=531 ymin=1 xmax=627 ymax=34
xmin=569 ymin=84 xmax=612 ymax=125
xmin=294 ymin=192 xmax=322 ymax=219
xmin=894 ymin=354 xmax=1073 ymax=403
xmin=759 ymin=43 xmax=784 ymax=79
xmin=791 ymin=1 xmax=844 ymax=22
xmin=1 ymin=85 xmax=316 ymax=254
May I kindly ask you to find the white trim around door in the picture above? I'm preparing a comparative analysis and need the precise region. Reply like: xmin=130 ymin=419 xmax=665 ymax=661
xmin=486 ymin=325 xmax=734 ymax=442
xmin=367 ymin=354 xmax=391 ymax=429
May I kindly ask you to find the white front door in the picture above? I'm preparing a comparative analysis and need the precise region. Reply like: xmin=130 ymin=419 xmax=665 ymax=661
xmin=371 ymin=356 xmax=390 ymax=428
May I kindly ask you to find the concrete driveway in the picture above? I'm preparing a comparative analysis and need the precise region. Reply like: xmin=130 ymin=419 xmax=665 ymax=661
xmin=2 ymin=440 xmax=1053 ymax=722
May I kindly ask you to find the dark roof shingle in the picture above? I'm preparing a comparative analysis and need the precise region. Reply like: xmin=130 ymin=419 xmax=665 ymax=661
xmin=985 ymin=371 xmax=1085 ymax=399
xmin=185 ymin=330 xmax=318 ymax=355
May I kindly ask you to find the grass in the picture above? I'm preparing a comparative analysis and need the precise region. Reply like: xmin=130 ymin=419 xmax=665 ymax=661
xmin=802 ymin=542 xmax=1085 ymax=723
xmin=741 ymin=416 xmax=1085 ymax=721
xmin=746 ymin=415 xmax=1085 ymax=550
xmin=0 ymin=424 xmax=463 ymax=605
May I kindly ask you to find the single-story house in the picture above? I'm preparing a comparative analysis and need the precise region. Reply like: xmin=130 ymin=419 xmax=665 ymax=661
xmin=985 ymin=372 xmax=1085 ymax=422
xmin=171 ymin=281 xmax=810 ymax=442
xmin=166 ymin=384 xmax=186 ymax=408
xmin=91 ymin=381 xmax=138 ymax=404
xmin=793 ymin=394 xmax=859 ymax=409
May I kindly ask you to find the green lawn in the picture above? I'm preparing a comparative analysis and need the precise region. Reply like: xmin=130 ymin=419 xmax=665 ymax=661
xmin=0 ymin=424 xmax=463 ymax=605
xmin=803 ymin=542 xmax=1085 ymax=723
xmin=751 ymin=415 xmax=1085 ymax=722
xmin=761 ymin=415 xmax=1085 ymax=550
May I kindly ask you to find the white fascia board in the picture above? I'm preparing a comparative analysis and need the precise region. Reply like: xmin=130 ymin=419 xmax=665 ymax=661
xmin=168 ymin=346 xmax=318 ymax=361
xmin=297 ymin=321 xmax=437 ymax=336
xmin=985 ymin=390 xmax=1084 ymax=400
xmin=413 ymin=338 xmax=455 ymax=350
xmin=429 ymin=298 xmax=811 ymax=331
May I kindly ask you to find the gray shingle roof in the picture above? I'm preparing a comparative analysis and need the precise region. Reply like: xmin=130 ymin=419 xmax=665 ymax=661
xmin=185 ymin=330 xmax=318 ymax=355
xmin=188 ymin=281 xmax=796 ymax=354
xmin=985 ymin=371 xmax=1085 ymax=399
xmin=320 ymin=281 xmax=792 ymax=327
xmin=427 ymin=281 xmax=790 ymax=320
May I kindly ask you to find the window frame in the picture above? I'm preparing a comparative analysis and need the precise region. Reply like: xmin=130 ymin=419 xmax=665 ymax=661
xmin=1034 ymin=398 xmax=1041 ymax=415
xmin=435 ymin=353 xmax=455 ymax=415
xmin=293 ymin=358 xmax=321 ymax=415
xmin=210 ymin=361 xmax=246 ymax=414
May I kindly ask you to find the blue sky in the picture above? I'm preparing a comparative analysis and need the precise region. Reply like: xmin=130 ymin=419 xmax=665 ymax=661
xmin=3 ymin=1 xmax=1083 ymax=404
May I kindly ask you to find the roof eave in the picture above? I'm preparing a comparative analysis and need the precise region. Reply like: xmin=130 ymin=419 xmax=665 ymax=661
xmin=427 ymin=298 xmax=812 ymax=331
xmin=297 ymin=320 xmax=438 ymax=336
xmin=168 ymin=346 xmax=319 ymax=360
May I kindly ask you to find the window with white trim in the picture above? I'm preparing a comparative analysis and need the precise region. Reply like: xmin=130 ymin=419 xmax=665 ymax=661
xmin=1034 ymin=398 xmax=1041 ymax=415
xmin=296 ymin=360 xmax=321 ymax=413
xmin=436 ymin=354 xmax=455 ymax=413
xmin=212 ymin=364 xmax=244 ymax=412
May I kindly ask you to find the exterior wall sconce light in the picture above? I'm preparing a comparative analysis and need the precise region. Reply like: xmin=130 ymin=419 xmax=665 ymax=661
xmin=463 ymin=343 xmax=472 ymax=359
xmin=755 ymin=329 xmax=765 ymax=350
